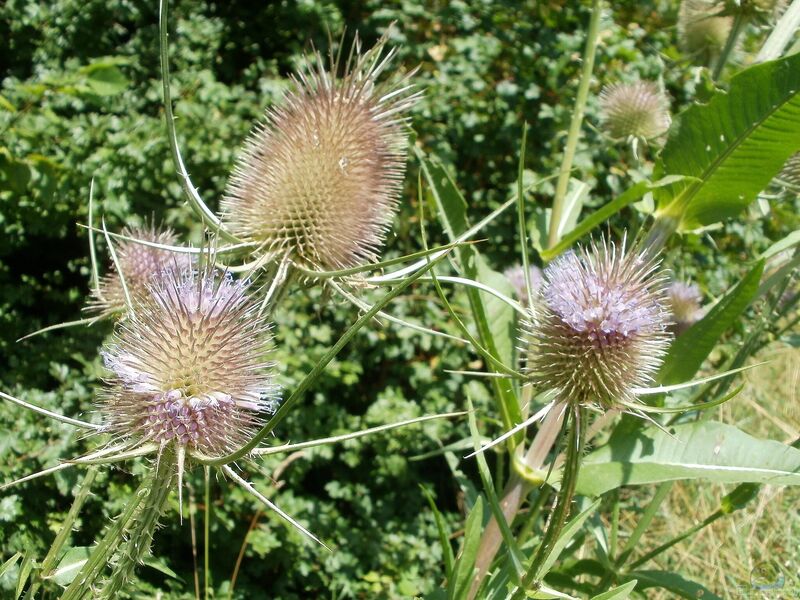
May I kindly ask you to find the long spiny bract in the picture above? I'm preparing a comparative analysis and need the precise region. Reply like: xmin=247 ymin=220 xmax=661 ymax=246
xmin=221 ymin=32 xmax=420 ymax=271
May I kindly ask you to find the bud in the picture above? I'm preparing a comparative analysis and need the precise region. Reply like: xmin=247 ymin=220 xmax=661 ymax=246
xmin=504 ymin=264 xmax=543 ymax=305
xmin=667 ymin=280 xmax=704 ymax=334
xmin=221 ymin=34 xmax=420 ymax=271
xmin=100 ymin=266 xmax=277 ymax=459
xmin=599 ymin=81 xmax=671 ymax=144
xmin=89 ymin=225 xmax=187 ymax=316
xmin=678 ymin=0 xmax=732 ymax=63
xmin=524 ymin=238 xmax=672 ymax=409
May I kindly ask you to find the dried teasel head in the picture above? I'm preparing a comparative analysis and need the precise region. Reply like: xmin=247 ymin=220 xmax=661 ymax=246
xmin=678 ymin=0 xmax=732 ymax=64
xmin=100 ymin=265 xmax=278 ymax=460
xmin=504 ymin=264 xmax=544 ymax=305
xmin=599 ymin=81 xmax=671 ymax=146
xmin=221 ymin=32 xmax=421 ymax=271
xmin=88 ymin=224 xmax=188 ymax=317
xmin=523 ymin=237 xmax=672 ymax=410
xmin=667 ymin=280 xmax=704 ymax=334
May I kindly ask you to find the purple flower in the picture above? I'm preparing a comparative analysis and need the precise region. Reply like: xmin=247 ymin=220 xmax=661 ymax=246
xmin=524 ymin=238 xmax=672 ymax=408
xmin=100 ymin=266 xmax=277 ymax=458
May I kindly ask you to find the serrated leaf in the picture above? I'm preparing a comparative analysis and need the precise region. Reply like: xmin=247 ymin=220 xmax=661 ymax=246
xmin=576 ymin=421 xmax=800 ymax=496
xmin=657 ymin=52 xmax=800 ymax=229
xmin=658 ymin=260 xmax=763 ymax=385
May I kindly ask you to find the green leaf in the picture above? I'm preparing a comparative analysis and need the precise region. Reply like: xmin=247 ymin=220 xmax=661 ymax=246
xmin=421 ymin=485 xmax=455 ymax=579
xmin=0 ymin=552 xmax=22 ymax=580
xmin=629 ymin=570 xmax=721 ymax=599
xmin=536 ymin=498 xmax=601 ymax=580
xmin=47 ymin=547 xmax=92 ymax=586
xmin=15 ymin=551 xmax=34 ymax=600
xmin=85 ymin=65 xmax=128 ymax=96
xmin=658 ymin=260 xmax=764 ymax=385
xmin=589 ymin=580 xmax=638 ymax=600
xmin=475 ymin=257 xmax=516 ymax=368
xmin=576 ymin=421 xmax=800 ymax=496
xmin=657 ymin=52 xmax=800 ymax=229
xmin=450 ymin=495 xmax=484 ymax=600
xmin=759 ymin=229 xmax=800 ymax=260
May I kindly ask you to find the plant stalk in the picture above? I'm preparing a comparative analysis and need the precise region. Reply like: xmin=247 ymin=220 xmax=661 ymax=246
xmin=712 ymin=12 xmax=745 ymax=81
xmin=547 ymin=0 xmax=602 ymax=248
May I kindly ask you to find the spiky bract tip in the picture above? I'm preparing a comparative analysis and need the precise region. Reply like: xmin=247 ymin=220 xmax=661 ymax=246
xmin=221 ymin=32 xmax=420 ymax=271
xmin=524 ymin=238 xmax=672 ymax=409
xmin=100 ymin=266 xmax=278 ymax=459
xmin=599 ymin=81 xmax=671 ymax=143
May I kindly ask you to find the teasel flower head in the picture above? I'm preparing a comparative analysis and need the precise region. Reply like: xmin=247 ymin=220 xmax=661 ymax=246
xmin=88 ymin=224 xmax=188 ymax=317
xmin=504 ymin=264 xmax=543 ymax=305
xmin=667 ymin=280 xmax=704 ymax=334
xmin=221 ymin=32 xmax=421 ymax=271
xmin=678 ymin=0 xmax=732 ymax=63
xmin=778 ymin=152 xmax=800 ymax=186
xmin=100 ymin=265 xmax=278 ymax=462
xmin=599 ymin=81 xmax=671 ymax=146
xmin=524 ymin=237 xmax=672 ymax=410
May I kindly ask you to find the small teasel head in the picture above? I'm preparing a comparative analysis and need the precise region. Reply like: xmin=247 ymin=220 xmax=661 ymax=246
xmin=599 ymin=81 xmax=671 ymax=148
xmin=678 ymin=0 xmax=732 ymax=63
xmin=504 ymin=264 xmax=544 ymax=305
xmin=524 ymin=237 xmax=672 ymax=409
xmin=88 ymin=224 xmax=188 ymax=316
xmin=100 ymin=265 xmax=278 ymax=460
xmin=221 ymin=31 xmax=421 ymax=271
xmin=667 ymin=280 xmax=704 ymax=334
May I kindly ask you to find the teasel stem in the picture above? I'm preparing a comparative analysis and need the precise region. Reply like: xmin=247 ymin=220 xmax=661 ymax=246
xmin=511 ymin=406 xmax=587 ymax=600
xmin=547 ymin=0 xmax=602 ymax=248
xmin=100 ymin=453 xmax=176 ymax=599
xmin=467 ymin=402 xmax=567 ymax=599
xmin=712 ymin=12 xmax=745 ymax=81
xmin=642 ymin=214 xmax=679 ymax=258
xmin=24 ymin=467 xmax=98 ymax=599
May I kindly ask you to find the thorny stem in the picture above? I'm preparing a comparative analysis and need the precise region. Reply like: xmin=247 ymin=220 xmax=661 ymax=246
xmin=547 ymin=0 xmax=602 ymax=248
xmin=25 ymin=467 xmax=98 ymax=599
xmin=512 ymin=406 xmax=587 ymax=599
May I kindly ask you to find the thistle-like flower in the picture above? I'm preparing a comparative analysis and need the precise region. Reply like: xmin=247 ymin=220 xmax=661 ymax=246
xmin=100 ymin=265 xmax=277 ymax=464
xmin=504 ymin=264 xmax=543 ymax=305
xmin=524 ymin=238 xmax=672 ymax=409
xmin=599 ymin=81 xmax=671 ymax=146
xmin=678 ymin=0 xmax=732 ymax=63
xmin=88 ymin=224 xmax=187 ymax=316
xmin=221 ymin=34 xmax=420 ymax=271
xmin=667 ymin=280 xmax=704 ymax=333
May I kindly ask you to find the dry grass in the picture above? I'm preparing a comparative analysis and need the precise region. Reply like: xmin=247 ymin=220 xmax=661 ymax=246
xmin=627 ymin=342 xmax=800 ymax=599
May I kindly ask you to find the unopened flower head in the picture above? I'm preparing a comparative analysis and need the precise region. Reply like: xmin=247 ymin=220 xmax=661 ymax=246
xmin=89 ymin=225 xmax=188 ymax=316
xmin=524 ymin=238 xmax=672 ymax=409
xmin=678 ymin=0 xmax=732 ymax=63
xmin=667 ymin=280 xmax=704 ymax=333
xmin=599 ymin=81 xmax=671 ymax=144
xmin=504 ymin=264 xmax=543 ymax=304
xmin=100 ymin=266 xmax=277 ymax=458
xmin=221 ymin=33 xmax=420 ymax=271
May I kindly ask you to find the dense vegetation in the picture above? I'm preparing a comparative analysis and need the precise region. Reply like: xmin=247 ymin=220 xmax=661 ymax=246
xmin=1 ymin=1 xmax=798 ymax=598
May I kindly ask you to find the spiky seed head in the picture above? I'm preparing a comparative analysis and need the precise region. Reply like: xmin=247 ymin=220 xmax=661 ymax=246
xmin=779 ymin=152 xmax=800 ymax=186
xmin=667 ymin=280 xmax=704 ymax=333
xmin=678 ymin=0 xmax=732 ymax=62
xmin=100 ymin=266 xmax=277 ymax=458
xmin=524 ymin=239 xmax=672 ymax=409
xmin=221 ymin=34 xmax=420 ymax=271
xmin=504 ymin=264 xmax=544 ymax=304
xmin=599 ymin=81 xmax=671 ymax=143
xmin=88 ymin=225 xmax=188 ymax=316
